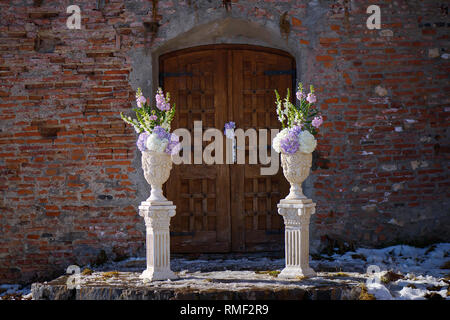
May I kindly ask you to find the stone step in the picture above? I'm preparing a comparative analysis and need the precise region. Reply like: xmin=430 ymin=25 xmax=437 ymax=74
xmin=31 ymin=271 xmax=364 ymax=300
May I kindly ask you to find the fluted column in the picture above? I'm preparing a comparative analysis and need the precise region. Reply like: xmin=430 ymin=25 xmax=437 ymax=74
xmin=139 ymin=200 xmax=177 ymax=281
xmin=278 ymin=198 xmax=316 ymax=278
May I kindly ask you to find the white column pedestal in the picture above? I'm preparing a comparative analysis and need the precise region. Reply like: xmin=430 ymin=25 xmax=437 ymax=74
xmin=277 ymin=198 xmax=316 ymax=278
xmin=138 ymin=200 xmax=177 ymax=281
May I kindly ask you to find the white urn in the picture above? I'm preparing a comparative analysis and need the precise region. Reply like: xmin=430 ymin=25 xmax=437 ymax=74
xmin=280 ymin=151 xmax=312 ymax=201
xmin=141 ymin=150 xmax=172 ymax=202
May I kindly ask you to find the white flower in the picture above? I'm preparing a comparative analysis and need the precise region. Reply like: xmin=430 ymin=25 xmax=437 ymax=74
xmin=272 ymin=128 xmax=289 ymax=153
xmin=160 ymin=120 xmax=171 ymax=131
xmin=145 ymin=133 xmax=169 ymax=153
xmin=298 ymin=130 xmax=317 ymax=153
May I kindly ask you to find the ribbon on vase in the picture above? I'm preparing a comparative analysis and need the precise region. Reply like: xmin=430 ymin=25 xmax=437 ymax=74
xmin=224 ymin=121 xmax=236 ymax=163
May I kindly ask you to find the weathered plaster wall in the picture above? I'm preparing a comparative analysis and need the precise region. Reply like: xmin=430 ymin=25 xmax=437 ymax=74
xmin=0 ymin=0 xmax=448 ymax=283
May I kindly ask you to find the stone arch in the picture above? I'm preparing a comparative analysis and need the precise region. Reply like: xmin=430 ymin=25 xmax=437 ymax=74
xmin=149 ymin=17 xmax=302 ymax=92
xmin=128 ymin=17 xmax=312 ymax=203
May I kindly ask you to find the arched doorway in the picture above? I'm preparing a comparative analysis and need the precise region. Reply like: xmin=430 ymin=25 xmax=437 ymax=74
xmin=160 ymin=44 xmax=294 ymax=253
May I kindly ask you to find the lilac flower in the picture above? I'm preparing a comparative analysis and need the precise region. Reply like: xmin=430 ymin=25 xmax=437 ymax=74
xmin=152 ymin=125 xmax=170 ymax=141
xmin=149 ymin=115 xmax=157 ymax=121
xmin=224 ymin=121 xmax=235 ymax=132
xmin=136 ymin=132 xmax=149 ymax=152
xmin=165 ymin=133 xmax=181 ymax=155
xmin=136 ymin=95 xmax=146 ymax=108
xmin=311 ymin=116 xmax=323 ymax=128
xmin=224 ymin=121 xmax=236 ymax=139
xmin=290 ymin=125 xmax=302 ymax=137
xmin=296 ymin=91 xmax=306 ymax=101
xmin=307 ymin=93 xmax=317 ymax=104
xmin=155 ymin=88 xmax=171 ymax=111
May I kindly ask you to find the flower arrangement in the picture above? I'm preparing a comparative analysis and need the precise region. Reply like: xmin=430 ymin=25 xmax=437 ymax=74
xmin=273 ymin=83 xmax=323 ymax=155
xmin=223 ymin=121 xmax=236 ymax=139
xmin=121 ymin=88 xmax=181 ymax=155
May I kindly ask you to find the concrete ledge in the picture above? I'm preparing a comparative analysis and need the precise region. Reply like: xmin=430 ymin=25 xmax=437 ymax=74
xmin=32 ymin=271 xmax=364 ymax=300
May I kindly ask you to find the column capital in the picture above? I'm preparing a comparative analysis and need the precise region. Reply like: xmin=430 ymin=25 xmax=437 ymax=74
xmin=139 ymin=205 xmax=176 ymax=231
xmin=277 ymin=199 xmax=316 ymax=227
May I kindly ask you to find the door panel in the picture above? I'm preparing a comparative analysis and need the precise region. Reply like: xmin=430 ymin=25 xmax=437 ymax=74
xmin=160 ymin=45 xmax=293 ymax=253
xmin=162 ymin=49 xmax=230 ymax=253
xmin=230 ymin=50 xmax=292 ymax=252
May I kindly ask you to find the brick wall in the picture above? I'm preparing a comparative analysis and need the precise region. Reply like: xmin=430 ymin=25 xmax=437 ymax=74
xmin=0 ymin=0 xmax=448 ymax=283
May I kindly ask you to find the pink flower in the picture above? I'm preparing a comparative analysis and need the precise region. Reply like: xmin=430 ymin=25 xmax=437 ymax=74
xmin=307 ymin=93 xmax=316 ymax=104
xmin=136 ymin=95 xmax=146 ymax=108
xmin=155 ymin=88 xmax=171 ymax=111
xmin=296 ymin=91 xmax=306 ymax=101
xmin=149 ymin=115 xmax=157 ymax=121
xmin=311 ymin=116 xmax=323 ymax=128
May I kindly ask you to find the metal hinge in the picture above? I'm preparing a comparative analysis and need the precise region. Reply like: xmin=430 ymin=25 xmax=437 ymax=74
xmin=159 ymin=71 xmax=193 ymax=89
xmin=263 ymin=69 xmax=295 ymax=76
xmin=264 ymin=69 xmax=296 ymax=93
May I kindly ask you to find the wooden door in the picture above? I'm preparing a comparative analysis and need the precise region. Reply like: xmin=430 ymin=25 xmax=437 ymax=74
xmin=230 ymin=50 xmax=292 ymax=252
xmin=162 ymin=49 xmax=231 ymax=252
xmin=160 ymin=45 xmax=293 ymax=253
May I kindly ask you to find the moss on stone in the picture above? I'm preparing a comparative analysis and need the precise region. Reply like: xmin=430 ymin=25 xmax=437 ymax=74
xmin=358 ymin=284 xmax=376 ymax=300
xmin=81 ymin=268 xmax=93 ymax=276
xmin=335 ymin=272 xmax=350 ymax=277
xmin=255 ymin=270 xmax=280 ymax=277
xmin=102 ymin=271 xmax=120 ymax=279
xmin=380 ymin=271 xmax=404 ymax=284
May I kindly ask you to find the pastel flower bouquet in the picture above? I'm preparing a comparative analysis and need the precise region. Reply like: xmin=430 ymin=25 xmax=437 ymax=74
xmin=273 ymin=83 xmax=324 ymax=201
xmin=273 ymin=83 xmax=323 ymax=155
xmin=121 ymin=88 xmax=181 ymax=156
xmin=121 ymin=87 xmax=181 ymax=203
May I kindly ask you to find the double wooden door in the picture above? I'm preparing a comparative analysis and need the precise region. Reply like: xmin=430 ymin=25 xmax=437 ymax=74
xmin=160 ymin=45 xmax=293 ymax=253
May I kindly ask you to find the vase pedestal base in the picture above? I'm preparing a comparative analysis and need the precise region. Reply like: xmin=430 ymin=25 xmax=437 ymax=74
xmin=278 ymin=267 xmax=316 ymax=279
xmin=140 ymin=268 xmax=177 ymax=282
xmin=139 ymin=200 xmax=177 ymax=282
xmin=278 ymin=198 xmax=316 ymax=279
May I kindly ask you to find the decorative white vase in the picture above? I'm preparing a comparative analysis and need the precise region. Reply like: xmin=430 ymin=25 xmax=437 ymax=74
xmin=141 ymin=150 xmax=172 ymax=202
xmin=280 ymin=151 xmax=312 ymax=201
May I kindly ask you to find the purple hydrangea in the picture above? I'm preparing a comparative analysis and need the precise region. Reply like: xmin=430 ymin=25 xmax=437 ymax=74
xmin=290 ymin=125 xmax=302 ymax=137
xmin=149 ymin=115 xmax=157 ymax=121
xmin=224 ymin=121 xmax=236 ymax=134
xmin=280 ymin=126 xmax=302 ymax=154
xmin=136 ymin=132 xmax=149 ymax=152
xmin=165 ymin=133 xmax=181 ymax=155
xmin=152 ymin=125 xmax=170 ymax=141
